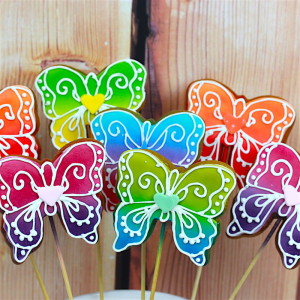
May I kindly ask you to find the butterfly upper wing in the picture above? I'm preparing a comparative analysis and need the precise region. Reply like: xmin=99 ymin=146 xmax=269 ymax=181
xmin=113 ymin=150 xmax=169 ymax=251
xmin=0 ymin=157 xmax=44 ymax=262
xmin=146 ymin=112 xmax=205 ymax=167
xmin=53 ymin=140 xmax=105 ymax=243
xmin=97 ymin=59 xmax=146 ymax=111
xmin=172 ymin=162 xmax=236 ymax=265
xmin=0 ymin=86 xmax=38 ymax=158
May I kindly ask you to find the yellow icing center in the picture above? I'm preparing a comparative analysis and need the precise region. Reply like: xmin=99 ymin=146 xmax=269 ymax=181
xmin=80 ymin=94 xmax=105 ymax=114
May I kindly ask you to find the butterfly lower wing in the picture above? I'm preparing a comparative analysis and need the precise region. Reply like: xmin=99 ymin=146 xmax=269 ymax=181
xmin=97 ymin=59 xmax=146 ymax=111
xmin=147 ymin=112 xmax=205 ymax=167
xmin=58 ymin=195 xmax=101 ymax=244
xmin=113 ymin=202 xmax=158 ymax=251
xmin=172 ymin=208 xmax=218 ymax=265
xmin=3 ymin=204 xmax=44 ymax=263
xmin=227 ymin=186 xmax=284 ymax=236
xmin=278 ymin=210 xmax=300 ymax=268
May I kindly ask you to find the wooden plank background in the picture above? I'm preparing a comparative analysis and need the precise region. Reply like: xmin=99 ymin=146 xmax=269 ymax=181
xmin=0 ymin=0 xmax=132 ymax=299
xmin=1 ymin=0 xmax=300 ymax=299
xmin=137 ymin=0 xmax=300 ymax=300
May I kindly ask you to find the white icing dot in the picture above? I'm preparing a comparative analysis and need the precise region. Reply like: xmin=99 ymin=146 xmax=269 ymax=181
xmin=191 ymin=142 xmax=195 ymax=146
xmin=133 ymin=101 xmax=137 ymax=106
xmin=94 ymin=123 xmax=99 ymax=127
xmin=277 ymin=126 xmax=282 ymax=131
xmin=123 ymin=228 xmax=129 ymax=233
xmin=45 ymin=101 xmax=51 ymax=105
xmin=121 ymin=216 xmax=126 ymax=220
xmin=25 ymin=125 xmax=31 ymax=130
xmin=23 ymin=109 xmax=28 ymax=114
xmin=94 ymin=167 xmax=99 ymax=171
xmin=107 ymin=168 xmax=112 ymax=172
xmin=236 ymin=157 xmax=241 ymax=162
xmin=37 ymin=79 xmax=42 ymax=84
xmin=25 ymin=101 xmax=30 ymax=106
xmin=137 ymin=68 xmax=143 ymax=73
xmin=138 ymin=77 xmax=143 ymax=81
xmin=97 ymin=150 xmax=102 ymax=154
xmin=186 ymin=158 xmax=191 ymax=163
xmin=189 ymin=240 xmax=195 ymax=245
xmin=97 ymin=159 xmax=103 ymax=163
xmin=193 ymin=88 xmax=197 ymax=92
xmin=137 ymin=232 xmax=142 ymax=237
xmin=90 ymin=236 xmax=94 ymax=240
xmin=225 ymin=178 xmax=230 ymax=183
xmin=48 ymin=109 xmax=52 ymax=114
xmin=136 ymin=86 xmax=141 ymax=91
xmin=94 ymin=175 xmax=98 ymax=179
xmin=195 ymin=258 xmax=201 ymax=263
xmin=224 ymin=187 xmax=229 ymax=192
xmin=136 ymin=95 xmax=141 ymax=99
xmin=288 ymin=113 xmax=293 ymax=118
xmin=194 ymin=133 xmax=199 ymax=138
xmin=25 ymin=116 xmax=30 ymax=121
xmin=95 ymin=183 xmax=100 ymax=188
xmin=122 ymin=182 xmax=127 ymax=187
xmin=259 ymin=161 xmax=265 ymax=166
xmin=297 ymin=245 xmax=300 ymax=250
xmin=251 ymin=175 xmax=256 ymax=180
xmin=239 ymin=206 xmax=243 ymax=211
xmin=197 ymin=124 xmax=202 ymax=128
xmin=121 ymin=166 xmax=126 ymax=171
xmin=265 ymin=148 xmax=271 ymax=152
xmin=289 ymin=258 xmax=294 ymax=264
xmin=179 ymin=233 xmax=184 ymax=239
xmin=218 ymin=195 xmax=224 ymax=200
xmin=241 ymin=213 xmax=247 ymax=218
xmin=192 ymin=95 xmax=196 ymax=99
xmin=22 ymin=93 xmax=27 ymax=98
xmin=129 ymin=232 xmax=134 ymax=237
xmin=96 ymin=132 xmax=100 ymax=136
xmin=241 ymin=175 xmax=246 ymax=179
xmin=1 ymin=185 xmax=5 ymax=190
xmin=28 ymin=236 xmax=33 ymax=242
xmin=275 ymin=135 xmax=280 ymax=139
xmin=247 ymin=218 xmax=253 ymax=223
xmin=100 ymin=140 xmax=104 ymax=144
xmin=257 ymin=168 xmax=261 ymax=173
xmin=261 ymin=153 xmax=266 ymax=158
xmin=183 ymin=238 xmax=188 ymax=244
xmin=125 ymin=175 xmax=130 ymax=180
xmin=1 ymin=195 xmax=6 ymax=200
xmin=21 ymin=250 xmax=26 ymax=256
xmin=191 ymin=151 xmax=195 ymax=155
xmin=4 ymin=203 xmax=9 ymax=208
xmin=288 ymin=240 xmax=293 ymax=246
xmin=122 ymin=192 xmax=127 ymax=197
xmin=284 ymin=121 xmax=288 ymax=125
xmin=211 ymin=209 xmax=216 ymax=214
xmin=231 ymin=226 xmax=237 ymax=231
xmin=41 ymin=86 xmax=47 ymax=91
xmin=255 ymin=217 xmax=260 ymax=223
xmin=45 ymin=93 xmax=50 ymax=97
xmin=194 ymin=103 xmax=199 ymax=107
xmin=200 ymin=233 xmax=205 ymax=238
xmin=19 ymin=236 xmax=24 ymax=241
xmin=215 ymin=202 xmax=220 ymax=206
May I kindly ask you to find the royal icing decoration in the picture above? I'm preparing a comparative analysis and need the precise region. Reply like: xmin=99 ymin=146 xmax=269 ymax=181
xmin=0 ymin=140 xmax=104 ymax=263
xmin=227 ymin=143 xmax=300 ymax=268
xmin=35 ymin=59 xmax=146 ymax=149
xmin=113 ymin=149 xmax=236 ymax=266
xmin=0 ymin=86 xmax=38 ymax=158
xmin=91 ymin=109 xmax=205 ymax=211
xmin=188 ymin=80 xmax=295 ymax=187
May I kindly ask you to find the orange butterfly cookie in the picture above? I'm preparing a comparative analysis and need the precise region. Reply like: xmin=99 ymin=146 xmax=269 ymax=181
xmin=188 ymin=80 xmax=295 ymax=187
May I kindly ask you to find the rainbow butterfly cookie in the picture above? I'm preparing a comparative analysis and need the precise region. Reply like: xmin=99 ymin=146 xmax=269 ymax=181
xmin=35 ymin=59 xmax=146 ymax=149
xmin=91 ymin=109 xmax=205 ymax=211
xmin=113 ymin=149 xmax=236 ymax=265
xmin=0 ymin=86 xmax=38 ymax=158
xmin=228 ymin=143 xmax=300 ymax=268
xmin=0 ymin=140 xmax=104 ymax=262
xmin=188 ymin=80 xmax=295 ymax=187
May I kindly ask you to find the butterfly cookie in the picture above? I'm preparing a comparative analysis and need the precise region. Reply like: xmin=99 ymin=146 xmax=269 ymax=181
xmin=35 ymin=59 xmax=146 ymax=149
xmin=91 ymin=109 xmax=205 ymax=211
xmin=113 ymin=149 xmax=236 ymax=266
xmin=228 ymin=143 xmax=300 ymax=268
xmin=0 ymin=140 xmax=104 ymax=262
xmin=188 ymin=80 xmax=295 ymax=187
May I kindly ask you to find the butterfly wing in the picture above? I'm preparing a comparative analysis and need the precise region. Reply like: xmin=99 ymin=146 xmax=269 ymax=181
xmin=147 ymin=112 xmax=205 ymax=167
xmin=97 ymin=59 xmax=146 ymax=111
xmin=113 ymin=150 xmax=169 ymax=251
xmin=53 ymin=140 xmax=104 ymax=243
xmin=0 ymin=86 xmax=38 ymax=158
xmin=172 ymin=162 xmax=236 ymax=265
xmin=0 ymin=157 xmax=44 ymax=262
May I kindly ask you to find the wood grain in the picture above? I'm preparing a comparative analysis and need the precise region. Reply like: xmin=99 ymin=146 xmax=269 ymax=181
xmin=139 ymin=0 xmax=300 ymax=299
xmin=0 ymin=0 xmax=132 ymax=298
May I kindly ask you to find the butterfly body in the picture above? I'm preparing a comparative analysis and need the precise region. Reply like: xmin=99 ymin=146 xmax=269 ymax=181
xmin=91 ymin=109 xmax=205 ymax=211
xmin=188 ymin=80 xmax=295 ymax=186
xmin=0 ymin=140 xmax=105 ymax=263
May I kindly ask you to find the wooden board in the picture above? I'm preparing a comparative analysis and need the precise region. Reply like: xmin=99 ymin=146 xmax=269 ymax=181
xmin=135 ymin=0 xmax=300 ymax=299
xmin=0 ymin=0 xmax=132 ymax=298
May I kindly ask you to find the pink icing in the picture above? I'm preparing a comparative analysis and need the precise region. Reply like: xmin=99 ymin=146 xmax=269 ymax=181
xmin=37 ymin=186 xmax=65 ymax=206
xmin=284 ymin=185 xmax=300 ymax=207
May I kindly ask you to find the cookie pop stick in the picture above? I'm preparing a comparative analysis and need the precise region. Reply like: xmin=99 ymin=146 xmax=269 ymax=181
xmin=113 ymin=149 xmax=236 ymax=299
xmin=0 ymin=140 xmax=104 ymax=299
xmin=188 ymin=80 xmax=295 ymax=187
xmin=227 ymin=143 xmax=300 ymax=298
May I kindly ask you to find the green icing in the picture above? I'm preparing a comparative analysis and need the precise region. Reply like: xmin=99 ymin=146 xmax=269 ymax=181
xmin=154 ymin=193 xmax=180 ymax=213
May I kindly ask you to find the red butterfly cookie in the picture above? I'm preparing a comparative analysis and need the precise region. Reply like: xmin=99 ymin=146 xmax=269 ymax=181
xmin=188 ymin=80 xmax=295 ymax=186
